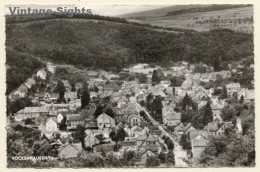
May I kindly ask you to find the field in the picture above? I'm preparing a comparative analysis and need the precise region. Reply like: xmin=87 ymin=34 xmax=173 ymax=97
xmin=127 ymin=6 xmax=253 ymax=32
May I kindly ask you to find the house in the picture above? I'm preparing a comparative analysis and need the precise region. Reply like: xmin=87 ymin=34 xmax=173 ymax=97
xmin=67 ymin=115 xmax=85 ymax=130
xmin=103 ymin=82 xmax=121 ymax=92
xmin=45 ymin=118 xmax=58 ymax=132
xmin=84 ymin=130 xmax=100 ymax=148
xmin=207 ymin=121 xmax=234 ymax=136
xmin=62 ymin=80 xmax=71 ymax=91
xmin=64 ymin=92 xmax=77 ymax=101
xmin=120 ymin=141 xmax=137 ymax=151
xmin=58 ymin=143 xmax=82 ymax=159
xmin=225 ymin=83 xmax=241 ymax=97
xmin=237 ymin=88 xmax=254 ymax=102
xmin=198 ymin=101 xmax=207 ymax=110
xmin=163 ymin=95 xmax=175 ymax=104
xmin=163 ymin=110 xmax=181 ymax=127
xmin=137 ymin=134 xmax=162 ymax=154
xmin=191 ymin=135 xmax=208 ymax=162
xmin=128 ymin=114 xmax=142 ymax=127
xmin=38 ymin=117 xmax=58 ymax=133
xmin=90 ymin=91 xmax=98 ymax=101
xmin=15 ymin=106 xmax=51 ymax=121
xmin=57 ymin=113 xmax=64 ymax=123
xmin=37 ymin=69 xmax=47 ymax=80
xmin=46 ymin=62 xmax=56 ymax=74
xmin=97 ymin=113 xmax=115 ymax=130
xmin=183 ymin=123 xmax=197 ymax=135
xmin=93 ymin=143 xmax=115 ymax=153
xmin=174 ymin=123 xmax=185 ymax=136
xmin=37 ymin=92 xmax=59 ymax=103
xmin=136 ymin=148 xmax=158 ymax=167
xmin=124 ymin=125 xmax=149 ymax=139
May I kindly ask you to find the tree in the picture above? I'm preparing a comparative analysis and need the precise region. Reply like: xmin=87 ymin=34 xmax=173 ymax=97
xmin=93 ymin=105 xmax=104 ymax=119
xmin=138 ymin=73 xmax=148 ymax=83
xmin=180 ymin=134 xmax=191 ymax=151
xmin=181 ymin=93 xmax=192 ymax=110
xmin=96 ymin=134 xmax=106 ymax=144
xmin=24 ymin=118 xmax=34 ymax=125
xmin=32 ymin=139 xmax=57 ymax=156
xmin=59 ymin=116 xmax=67 ymax=130
xmin=221 ymin=85 xmax=228 ymax=99
xmin=104 ymin=106 xmax=115 ymax=118
xmin=71 ymin=82 xmax=76 ymax=92
xmin=109 ymin=127 xmax=126 ymax=145
xmin=151 ymin=96 xmax=163 ymax=123
xmin=152 ymin=70 xmax=160 ymax=84
xmin=167 ymin=151 xmax=175 ymax=166
xmin=181 ymin=110 xmax=195 ymax=124
xmin=239 ymin=95 xmax=244 ymax=104
xmin=55 ymin=80 xmax=66 ymax=102
xmin=145 ymin=156 xmax=160 ymax=167
xmin=81 ymin=81 xmax=90 ymax=109
xmin=94 ymin=84 xmax=99 ymax=92
xmin=213 ymin=56 xmax=221 ymax=71
xmin=202 ymin=101 xmax=213 ymax=125
xmin=121 ymin=150 xmax=139 ymax=166
xmin=146 ymin=93 xmax=154 ymax=112
xmin=74 ymin=125 xmax=85 ymax=146
xmin=158 ymin=152 xmax=167 ymax=163
xmin=221 ymin=105 xmax=236 ymax=121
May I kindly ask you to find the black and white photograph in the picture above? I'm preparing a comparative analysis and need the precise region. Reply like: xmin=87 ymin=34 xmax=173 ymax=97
xmin=5 ymin=3 xmax=255 ymax=168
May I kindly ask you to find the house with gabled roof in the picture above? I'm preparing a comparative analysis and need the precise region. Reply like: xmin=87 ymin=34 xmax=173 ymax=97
xmin=67 ymin=115 xmax=84 ymax=130
xmin=183 ymin=123 xmax=197 ymax=135
xmin=174 ymin=123 xmax=185 ymax=136
xmin=225 ymin=82 xmax=241 ymax=97
xmin=64 ymin=91 xmax=77 ymax=101
xmin=93 ymin=143 xmax=115 ymax=153
xmin=58 ymin=142 xmax=82 ymax=159
xmin=191 ymin=135 xmax=208 ymax=163
xmin=136 ymin=134 xmax=162 ymax=154
xmin=97 ymin=113 xmax=115 ymax=130
xmin=207 ymin=121 xmax=234 ymax=136
xmin=15 ymin=106 xmax=51 ymax=121
xmin=237 ymin=88 xmax=254 ymax=102
xmin=128 ymin=114 xmax=143 ymax=127
xmin=37 ymin=69 xmax=47 ymax=80
xmin=163 ymin=110 xmax=181 ymax=127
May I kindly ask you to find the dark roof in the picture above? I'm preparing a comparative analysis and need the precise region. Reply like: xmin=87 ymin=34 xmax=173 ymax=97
xmin=121 ymin=141 xmax=137 ymax=147
xmin=68 ymin=116 xmax=84 ymax=121
xmin=95 ymin=144 xmax=115 ymax=152
xmin=84 ymin=121 xmax=98 ymax=129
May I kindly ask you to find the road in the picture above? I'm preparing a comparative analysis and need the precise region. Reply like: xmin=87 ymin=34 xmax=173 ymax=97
xmin=130 ymin=97 xmax=188 ymax=167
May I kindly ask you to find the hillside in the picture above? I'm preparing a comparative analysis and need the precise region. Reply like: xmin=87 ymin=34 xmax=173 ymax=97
xmin=165 ymin=4 xmax=251 ymax=16
xmin=126 ymin=6 xmax=253 ymax=33
xmin=118 ymin=5 xmax=209 ymax=18
xmin=6 ymin=15 xmax=253 ymax=93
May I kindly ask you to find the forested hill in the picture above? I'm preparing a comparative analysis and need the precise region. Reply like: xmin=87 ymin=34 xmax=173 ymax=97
xmin=6 ymin=14 xmax=253 ymax=93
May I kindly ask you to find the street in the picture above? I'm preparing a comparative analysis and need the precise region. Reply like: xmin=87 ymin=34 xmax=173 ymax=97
xmin=130 ymin=96 xmax=188 ymax=167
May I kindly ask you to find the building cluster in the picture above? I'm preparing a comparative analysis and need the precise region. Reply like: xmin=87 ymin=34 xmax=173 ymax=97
xmin=8 ymin=61 xmax=254 ymax=166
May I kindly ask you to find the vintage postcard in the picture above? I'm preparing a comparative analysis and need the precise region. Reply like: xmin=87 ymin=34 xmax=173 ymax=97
xmin=1 ymin=0 xmax=257 ymax=169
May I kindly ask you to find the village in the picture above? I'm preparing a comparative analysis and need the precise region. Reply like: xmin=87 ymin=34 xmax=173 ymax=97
xmin=7 ymin=60 xmax=254 ymax=167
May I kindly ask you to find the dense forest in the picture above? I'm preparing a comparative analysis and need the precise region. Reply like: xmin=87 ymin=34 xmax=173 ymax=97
xmin=6 ymin=48 xmax=44 ymax=94
xmin=6 ymin=14 xmax=253 ymax=94
xmin=165 ymin=4 xmax=252 ymax=16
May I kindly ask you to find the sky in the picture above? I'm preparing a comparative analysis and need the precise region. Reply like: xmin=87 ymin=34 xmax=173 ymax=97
xmin=5 ymin=5 xmax=168 ymax=16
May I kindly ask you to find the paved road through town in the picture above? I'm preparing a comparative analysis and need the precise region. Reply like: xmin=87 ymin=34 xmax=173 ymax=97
xmin=130 ymin=96 xmax=188 ymax=167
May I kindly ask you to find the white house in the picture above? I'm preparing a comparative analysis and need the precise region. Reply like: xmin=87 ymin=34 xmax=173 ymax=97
xmin=45 ymin=118 xmax=58 ymax=132
xmin=97 ymin=113 xmax=115 ymax=130
xmin=237 ymin=88 xmax=254 ymax=102
xmin=37 ymin=69 xmax=47 ymax=80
